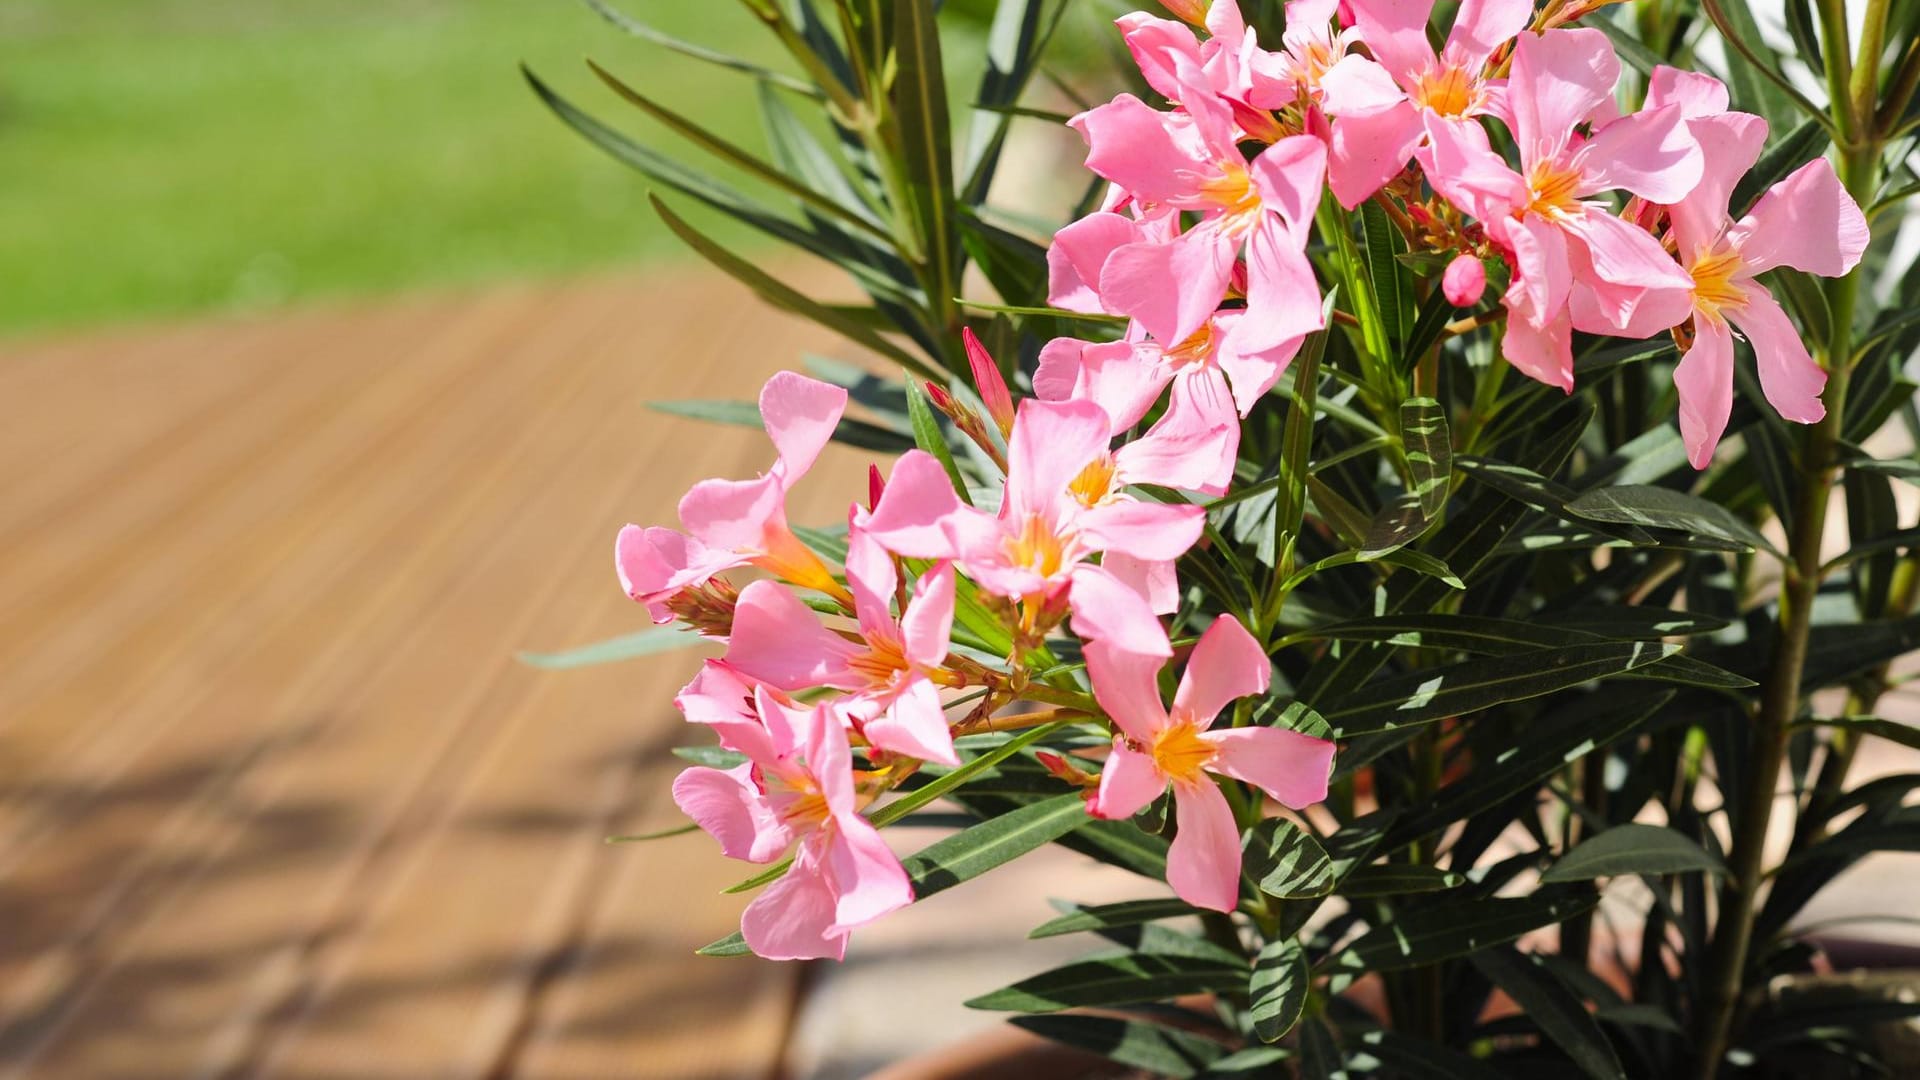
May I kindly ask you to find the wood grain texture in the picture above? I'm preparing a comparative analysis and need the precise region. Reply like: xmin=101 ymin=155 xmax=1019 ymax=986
xmin=0 ymin=272 xmax=871 ymax=1079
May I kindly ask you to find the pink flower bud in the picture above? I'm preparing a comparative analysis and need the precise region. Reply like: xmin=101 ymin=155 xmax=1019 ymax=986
xmin=867 ymin=464 xmax=885 ymax=512
xmin=962 ymin=328 xmax=1016 ymax=438
xmin=1159 ymin=0 xmax=1209 ymax=25
xmin=1442 ymin=254 xmax=1486 ymax=308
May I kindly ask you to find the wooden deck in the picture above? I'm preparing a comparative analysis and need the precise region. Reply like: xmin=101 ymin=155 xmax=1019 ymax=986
xmin=0 ymin=272 xmax=867 ymax=1078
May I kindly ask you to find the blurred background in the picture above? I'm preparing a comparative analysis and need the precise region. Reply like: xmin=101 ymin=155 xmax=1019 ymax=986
xmin=0 ymin=2 xmax=1120 ymax=1077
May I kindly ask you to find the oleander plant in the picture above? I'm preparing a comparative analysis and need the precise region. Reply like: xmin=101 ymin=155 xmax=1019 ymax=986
xmin=530 ymin=0 xmax=1920 ymax=1075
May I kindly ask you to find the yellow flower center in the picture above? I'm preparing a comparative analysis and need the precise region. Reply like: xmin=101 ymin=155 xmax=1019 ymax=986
xmin=1689 ymin=245 xmax=1748 ymax=324
xmin=1526 ymin=159 xmax=1585 ymax=220
xmin=1415 ymin=65 xmax=1476 ymax=118
xmin=768 ymin=771 xmax=830 ymax=827
xmin=1150 ymin=720 xmax=1218 ymax=784
xmin=1198 ymin=160 xmax=1262 ymax=230
xmin=847 ymin=633 xmax=911 ymax=688
xmin=1069 ymin=454 xmax=1118 ymax=508
xmin=1164 ymin=322 xmax=1218 ymax=370
xmin=1003 ymin=513 xmax=1067 ymax=579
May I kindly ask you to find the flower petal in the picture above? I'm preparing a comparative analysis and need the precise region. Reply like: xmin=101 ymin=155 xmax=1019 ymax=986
xmin=900 ymin=560 xmax=956 ymax=670
xmin=1167 ymin=780 xmax=1242 ymax=912
xmin=1006 ymin=397 xmax=1114 ymax=519
xmin=1069 ymin=93 xmax=1214 ymax=205
xmin=844 ymin=525 xmax=900 ymax=645
xmin=1728 ymin=288 xmax=1828 ymax=425
xmin=1645 ymin=65 xmax=1731 ymax=117
xmin=1327 ymin=99 xmax=1422 ymax=207
xmin=1204 ymin=727 xmax=1335 ymax=809
xmin=759 ymin=371 xmax=847 ymax=481
xmin=826 ymin=814 xmax=914 ymax=931
xmin=1048 ymin=211 xmax=1142 ymax=314
xmin=741 ymin=840 xmax=845 ymax=961
xmin=1173 ymin=615 xmax=1271 ymax=730
xmin=725 ymin=580 xmax=861 ymax=691
xmin=1674 ymin=316 xmax=1736 ymax=469
xmin=863 ymin=677 xmax=958 ymax=765
xmin=1099 ymin=552 xmax=1181 ymax=616
xmin=864 ymin=450 xmax=966 ymax=559
xmin=1343 ymin=0 xmax=1437 ymax=93
xmin=1078 ymin=500 xmax=1208 ymax=562
xmin=1666 ymin=112 xmax=1768 ymax=259
xmin=1099 ymin=223 xmax=1238 ymax=348
xmin=1444 ymin=0 xmax=1534 ymax=71
xmin=1089 ymin=739 xmax=1168 ymax=820
xmin=1577 ymin=103 xmax=1702 ymax=204
xmin=1732 ymin=157 xmax=1871 ymax=277
xmin=1509 ymin=28 xmax=1618 ymax=166
xmin=672 ymin=762 xmax=790 ymax=863
xmin=1072 ymin=566 xmax=1175 ymax=662
xmin=1238 ymin=222 xmax=1326 ymax=352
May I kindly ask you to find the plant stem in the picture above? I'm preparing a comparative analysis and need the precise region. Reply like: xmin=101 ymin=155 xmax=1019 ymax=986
xmin=1690 ymin=124 xmax=1879 ymax=1073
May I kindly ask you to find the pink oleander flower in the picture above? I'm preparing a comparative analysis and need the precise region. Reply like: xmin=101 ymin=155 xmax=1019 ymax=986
xmin=1419 ymin=30 xmax=1703 ymax=390
xmin=617 ymin=371 xmax=853 ymax=622
xmin=1083 ymin=614 xmax=1336 ymax=912
xmin=724 ymin=523 xmax=961 ymax=766
xmin=1065 ymin=83 xmax=1327 ymax=353
xmin=673 ymin=689 xmax=911 ymax=960
xmin=1118 ymin=3 xmax=1286 ymax=142
xmin=1035 ymin=309 xmax=1298 ymax=498
xmin=1649 ymin=113 xmax=1868 ymax=467
xmin=863 ymin=399 xmax=1206 ymax=650
xmin=1321 ymin=0 xmax=1533 ymax=205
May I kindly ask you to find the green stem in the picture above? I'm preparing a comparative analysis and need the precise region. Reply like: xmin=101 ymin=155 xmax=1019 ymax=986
xmin=1690 ymin=128 xmax=1879 ymax=1074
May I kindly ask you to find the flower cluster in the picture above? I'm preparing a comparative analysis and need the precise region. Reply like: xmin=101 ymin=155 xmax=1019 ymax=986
xmin=628 ymin=0 xmax=1871 ymax=964
xmin=624 ymin=354 xmax=1334 ymax=958
xmin=1049 ymin=0 xmax=1868 ymax=469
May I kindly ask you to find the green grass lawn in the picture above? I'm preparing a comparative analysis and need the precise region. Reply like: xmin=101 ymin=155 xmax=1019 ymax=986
xmin=0 ymin=0 xmax=797 ymax=335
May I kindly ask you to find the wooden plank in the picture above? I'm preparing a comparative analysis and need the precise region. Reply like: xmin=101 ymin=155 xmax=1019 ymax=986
xmin=0 ymin=270 xmax=874 ymax=1077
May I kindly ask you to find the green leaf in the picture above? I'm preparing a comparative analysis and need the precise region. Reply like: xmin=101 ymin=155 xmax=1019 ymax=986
xmin=1379 ymin=692 xmax=1674 ymax=851
xmin=1346 ymin=1028 xmax=1508 ymax=1079
xmin=1795 ymin=715 xmax=1920 ymax=752
xmin=649 ymin=398 xmax=911 ymax=453
xmin=1245 ymin=818 xmax=1336 ymax=899
xmin=870 ymin=722 xmax=1067 ymax=829
xmin=648 ymin=194 xmax=934 ymax=377
xmin=1198 ymin=1047 xmax=1294 ymax=1077
xmin=1361 ymin=199 xmax=1409 ymax=348
xmin=1402 ymin=397 xmax=1451 ymax=519
xmin=1249 ymin=938 xmax=1310 ymax=1043
xmin=1318 ymin=642 xmax=1677 ymax=738
xmin=1274 ymin=325 xmax=1329 ymax=580
xmin=696 ymin=931 xmax=750 ymax=957
xmin=605 ymin=822 xmax=700 ymax=844
xmin=1028 ymin=898 xmax=1198 ymax=939
xmin=579 ymin=0 xmax=821 ymax=95
xmin=1329 ymin=891 xmax=1599 ymax=973
xmin=1469 ymin=948 xmax=1627 ymax=1080
xmin=1340 ymin=863 xmax=1466 ymax=897
xmin=892 ymin=0 xmax=958 ymax=313
xmin=1564 ymin=485 xmax=1780 ymax=555
xmin=901 ymin=792 xmax=1091 ymax=900
xmin=516 ymin=626 xmax=702 ymax=669
xmin=1009 ymin=1015 xmax=1228 ymax=1077
xmin=904 ymin=381 xmax=974 ymax=504
xmin=1541 ymin=824 xmax=1728 ymax=883
xmin=966 ymin=953 xmax=1245 ymax=1011
xmin=588 ymin=60 xmax=891 ymax=244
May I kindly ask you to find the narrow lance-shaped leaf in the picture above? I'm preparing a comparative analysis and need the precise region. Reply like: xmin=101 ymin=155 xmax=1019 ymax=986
xmin=1318 ymin=642 xmax=1677 ymax=738
xmin=1328 ymin=891 xmax=1599 ymax=973
xmin=967 ymin=953 xmax=1246 ymax=1012
xmin=1402 ymin=397 xmax=1451 ymax=519
xmin=648 ymin=194 xmax=937 ymax=379
xmin=1469 ymin=948 xmax=1627 ymax=1080
xmin=1010 ymin=1015 xmax=1229 ymax=1078
xmin=892 ymin=0 xmax=959 ymax=342
xmin=1541 ymin=823 xmax=1729 ymax=882
xmin=1029 ymin=898 xmax=1199 ymax=939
